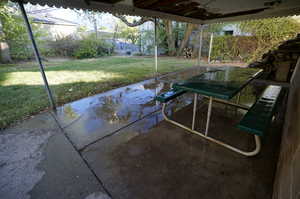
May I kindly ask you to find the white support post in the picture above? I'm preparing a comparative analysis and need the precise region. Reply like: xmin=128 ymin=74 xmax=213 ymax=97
xmin=18 ymin=1 xmax=56 ymax=110
xmin=192 ymin=93 xmax=198 ymax=130
xmin=208 ymin=33 xmax=214 ymax=64
xmin=197 ymin=26 xmax=203 ymax=66
xmin=154 ymin=18 xmax=159 ymax=101
xmin=205 ymin=97 xmax=213 ymax=136
xmin=154 ymin=18 xmax=158 ymax=76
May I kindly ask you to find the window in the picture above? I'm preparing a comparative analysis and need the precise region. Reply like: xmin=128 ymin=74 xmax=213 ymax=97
xmin=224 ymin=30 xmax=234 ymax=36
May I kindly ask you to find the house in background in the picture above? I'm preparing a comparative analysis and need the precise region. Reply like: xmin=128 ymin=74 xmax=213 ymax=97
xmin=112 ymin=39 xmax=140 ymax=55
xmin=27 ymin=7 xmax=80 ymax=39
xmin=219 ymin=24 xmax=250 ymax=36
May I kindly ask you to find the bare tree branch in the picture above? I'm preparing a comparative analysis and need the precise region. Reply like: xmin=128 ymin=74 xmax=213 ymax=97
xmin=113 ymin=14 xmax=154 ymax=27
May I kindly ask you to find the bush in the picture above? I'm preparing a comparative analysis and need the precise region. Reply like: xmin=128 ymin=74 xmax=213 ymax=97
xmin=132 ymin=52 xmax=145 ymax=56
xmin=238 ymin=17 xmax=300 ymax=62
xmin=73 ymin=36 xmax=112 ymax=59
xmin=8 ymin=40 xmax=34 ymax=60
xmin=46 ymin=35 xmax=113 ymax=59
xmin=47 ymin=36 xmax=80 ymax=57
xmin=211 ymin=35 xmax=258 ymax=62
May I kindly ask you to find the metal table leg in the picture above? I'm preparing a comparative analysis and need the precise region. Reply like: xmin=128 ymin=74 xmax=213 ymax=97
xmin=161 ymin=97 xmax=261 ymax=157
xmin=205 ymin=97 xmax=213 ymax=136
xmin=192 ymin=93 xmax=198 ymax=130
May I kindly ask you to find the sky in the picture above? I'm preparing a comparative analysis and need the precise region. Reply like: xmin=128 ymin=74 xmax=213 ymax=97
xmin=23 ymin=3 xmax=149 ymax=33
xmin=24 ymin=4 xmax=120 ymax=32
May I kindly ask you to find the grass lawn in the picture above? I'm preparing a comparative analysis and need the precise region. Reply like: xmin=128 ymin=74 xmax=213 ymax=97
xmin=0 ymin=56 xmax=196 ymax=129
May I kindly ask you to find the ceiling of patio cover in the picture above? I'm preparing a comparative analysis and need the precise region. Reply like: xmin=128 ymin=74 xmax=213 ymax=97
xmin=15 ymin=0 xmax=300 ymax=24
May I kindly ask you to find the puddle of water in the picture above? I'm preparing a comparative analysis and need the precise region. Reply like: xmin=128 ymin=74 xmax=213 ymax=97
xmin=54 ymin=67 xmax=262 ymax=150
xmin=60 ymin=77 xmax=193 ymax=149
xmin=56 ymin=67 xmax=208 ymax=127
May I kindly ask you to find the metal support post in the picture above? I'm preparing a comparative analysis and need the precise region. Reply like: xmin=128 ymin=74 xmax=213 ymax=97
xmin=208 ymin=33 xmax=214 ymax=64
xmin=205 ymin=97 xmax=213 ymax=136
xmin=154 ymin=18 xmax=158 ymax=75
xmin=18 ymin=1 xmax=56 ymax=110
xmin=192 ymin=93 xmax=198 ymax=130
xmin=236 ymin=91 xmax=241 ymax=105
xmin=197 ymin=26 xmax=203 ymax=66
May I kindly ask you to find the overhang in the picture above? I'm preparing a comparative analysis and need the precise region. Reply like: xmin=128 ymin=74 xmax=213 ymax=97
xmin=14 ymin=0 xmax=300 ymax=24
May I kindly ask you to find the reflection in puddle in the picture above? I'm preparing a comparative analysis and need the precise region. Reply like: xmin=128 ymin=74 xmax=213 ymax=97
xmin=54 ymin=67 xmax=262 ymax=150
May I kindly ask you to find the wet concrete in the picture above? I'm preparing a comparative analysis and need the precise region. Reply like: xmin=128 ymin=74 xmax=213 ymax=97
xmin=56 ymin=67 xmax=209 ymax=150
xmin=29 ymin=132 xmax=107 ymax=199
xmin=0 ymin=112 xmax=106 ymax=199
xmin=82 ymin=102 xmax=281 ymax=199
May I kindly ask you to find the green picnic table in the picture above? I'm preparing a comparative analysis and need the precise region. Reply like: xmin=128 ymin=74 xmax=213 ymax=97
xmin=156 ymin=66 xmax=283 ymax=157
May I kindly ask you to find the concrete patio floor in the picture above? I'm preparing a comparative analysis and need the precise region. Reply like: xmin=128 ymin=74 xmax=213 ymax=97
xmin=0 ymin=67 xmax=282 ymax=199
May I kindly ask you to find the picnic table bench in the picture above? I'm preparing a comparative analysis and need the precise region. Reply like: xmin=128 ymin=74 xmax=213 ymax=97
xmin=237 ymin=85 xmax=283 ymax=137
xmin=155 ymin=67 xmax=284 ymax=157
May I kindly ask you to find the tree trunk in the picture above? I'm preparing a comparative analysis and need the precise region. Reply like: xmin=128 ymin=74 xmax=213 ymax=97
xmin=93 ymin=16 xmax=98 ymax=39
xmin=174 ymin=22 xmax=179 ymax=48
xmin=0 ymin=17 xmax=11 ymax=63
xmin=163 ymin=20 xmax=176 ymax=56
xmin=177 ymin=23 xmax=197 ymax=56
xmin=192 ymin=25 xmax=203 ymax=58
xmin=112 ymin=24 xmax=119 ymax=52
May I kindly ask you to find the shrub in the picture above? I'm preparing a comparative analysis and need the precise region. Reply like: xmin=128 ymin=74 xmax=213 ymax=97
xmin=73 ymin=36 xmax=112 ymax=59
xmin=47 ymin=36 xmax=80 ymax=57
xmin=211 ymin=35 xmax=258 ymax=62
xmin=238 ymin=17 xmax=300 ymax=62
xmin=8 ymin=40 xmax=34 ymax=60
xmin=132 ymin=52 xmax=145 ymax=56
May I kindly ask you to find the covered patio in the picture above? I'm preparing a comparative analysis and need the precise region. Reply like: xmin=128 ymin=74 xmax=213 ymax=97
xmin=1 ymin=0 xmax=300 ymax=199
xmin=0 ymin=67 xmax=282 ymax=198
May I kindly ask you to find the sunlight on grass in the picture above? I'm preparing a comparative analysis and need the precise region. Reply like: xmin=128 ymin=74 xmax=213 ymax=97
xmin=2 ymin=71 xmax=123 ymax=86
xmin=0 ymin=56 xmax=196 ymax=129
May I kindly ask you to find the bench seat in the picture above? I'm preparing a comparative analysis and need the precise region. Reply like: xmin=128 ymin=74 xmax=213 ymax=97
xmin=237 ymin=85 xmax=283 ymax=137
xmin=155 ymin=89 xmax=187 ymax=103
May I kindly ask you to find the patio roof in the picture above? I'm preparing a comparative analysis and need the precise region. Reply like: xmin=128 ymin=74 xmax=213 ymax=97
xmin=15 ymin=0 xmax=300 ymax=24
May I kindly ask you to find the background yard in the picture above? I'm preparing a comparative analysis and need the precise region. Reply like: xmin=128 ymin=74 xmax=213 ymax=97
xmin=1 ymin=2 xmax=299 ymax=130
xmin=0 ymin=56 xmax=196 ymax=129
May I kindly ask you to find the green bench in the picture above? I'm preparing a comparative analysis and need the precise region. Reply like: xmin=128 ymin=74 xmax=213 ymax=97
xmin=155 ymin=88 xmax=187 ymax=103
xmin=237 ymin=85 xmax=283 ymax=137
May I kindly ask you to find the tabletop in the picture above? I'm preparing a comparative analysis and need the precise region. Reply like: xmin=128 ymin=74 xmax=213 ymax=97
xmin=173 ymin=67 xmax=263 ymax=100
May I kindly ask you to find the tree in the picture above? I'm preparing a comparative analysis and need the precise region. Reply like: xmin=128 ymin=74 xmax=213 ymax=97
xmin=119 ymin=25 xmax=140 ymax=44
xmin=0 ymin=1 xmax=48 ymax=61
xmin=76 ymin=10 xmax=104 ymax=38
xmin=0 ymin=1 xmax=12 ymax=63
xmin=177 ymin=23 xmax=197 ymax=56
xmin=113 ymin=15 xmax=154 ymax=53
xmin=163 ymin=20 xmax=176 ymax=56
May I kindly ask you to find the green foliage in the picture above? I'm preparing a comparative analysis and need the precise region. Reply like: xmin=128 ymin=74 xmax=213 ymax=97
xmin=209 ymin=18 xmax=300 ymax=63
xmin=211 ymin=35 xmax=258 ymax=62
xmin=0 ymin=2 xmax=49 ymax=60
xmin=140 ymin=29 xmax=154 ymax=54
xmin=119 ymin=26 xmax=140 ymax=44
xmin=238 ymin=17 xmax=300 ymax=62
xmin=48 ymin=36 xmax=79 ymax=57
xmin=73 ymin=35 xmax=112 ymax=59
